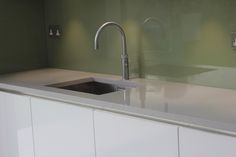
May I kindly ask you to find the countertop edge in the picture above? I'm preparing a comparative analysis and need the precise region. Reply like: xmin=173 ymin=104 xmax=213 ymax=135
xmin=0 ymin=82 xmax=236 ymax=138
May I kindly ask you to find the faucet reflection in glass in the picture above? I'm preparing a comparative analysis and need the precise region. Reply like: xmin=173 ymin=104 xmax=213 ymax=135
xmin=94 ymin=22 xmax=129 ymax=80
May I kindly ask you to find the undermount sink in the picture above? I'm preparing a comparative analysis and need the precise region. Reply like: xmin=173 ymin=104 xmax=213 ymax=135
xmin=47 ymin=77 xmax=136 ymax=95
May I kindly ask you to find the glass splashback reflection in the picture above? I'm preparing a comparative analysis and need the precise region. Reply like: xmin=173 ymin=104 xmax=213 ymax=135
xmin=45 ymin=0 xmax=236 ymax=89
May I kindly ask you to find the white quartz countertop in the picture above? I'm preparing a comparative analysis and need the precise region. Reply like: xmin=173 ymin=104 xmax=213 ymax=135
xmin=1 ymin=68 xmax=236 ymax=136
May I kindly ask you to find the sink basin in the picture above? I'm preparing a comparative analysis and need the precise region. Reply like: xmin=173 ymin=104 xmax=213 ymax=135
xmin=47 ymin=77 xmax=136 ymax=95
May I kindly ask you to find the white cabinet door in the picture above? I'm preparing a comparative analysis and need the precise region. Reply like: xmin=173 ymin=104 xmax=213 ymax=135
xmin=0 ymin=91 xmax=34 ymax=157
xmin=31 ymin=98 xmax=95 ymax=157
xmin=179 ymin=127 xmax=236 ymax=157
xmin=94 ymin=110 xmax=178 ymax=157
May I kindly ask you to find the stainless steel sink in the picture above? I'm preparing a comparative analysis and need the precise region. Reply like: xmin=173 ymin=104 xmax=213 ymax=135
xmin=47 ymin=77 xmax=136 ymax=95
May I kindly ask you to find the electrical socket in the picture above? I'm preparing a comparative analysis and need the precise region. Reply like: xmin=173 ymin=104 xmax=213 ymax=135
xmin=231 ymin=32 xmax=236 ymax=49
xmin=48 ymin=25 xmax=62 ymax=39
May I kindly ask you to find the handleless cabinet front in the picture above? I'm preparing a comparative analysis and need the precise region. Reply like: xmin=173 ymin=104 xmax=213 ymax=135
xmin=94 ymin=110 xmax=179 ymax=157
xmin=0 ymin=91 xmax=34 ymax=157
xmin=179 ymin=127 xmax=236 ymax=157
xmin=31 ymin=98 xmax=95 ymax=157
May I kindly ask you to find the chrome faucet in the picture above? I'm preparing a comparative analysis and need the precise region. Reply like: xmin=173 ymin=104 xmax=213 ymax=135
xmin=94 ymin=22 xmax=129 ymax=80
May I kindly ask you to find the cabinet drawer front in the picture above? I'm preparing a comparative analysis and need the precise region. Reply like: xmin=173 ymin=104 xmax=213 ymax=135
xmin=179 ymin=127 xmax=236 ymax=157
xmin=0 ymin=92 xmax=34 ymax=157
xmin=94 ymin=110 xmax=178 ymax=157
xmin=31 ymin=97 xmax=95 ymax=157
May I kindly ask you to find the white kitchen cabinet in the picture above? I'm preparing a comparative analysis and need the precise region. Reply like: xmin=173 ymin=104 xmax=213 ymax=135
xmin=31 ymin=98 xmax=95 ymax=157
xmin=94 ymin=110 xmax=178 ymax=157
xmin=179 ymin=127 xmax=236 ymax=157
xmin=0 ymin=91 xmax=34 ymax=157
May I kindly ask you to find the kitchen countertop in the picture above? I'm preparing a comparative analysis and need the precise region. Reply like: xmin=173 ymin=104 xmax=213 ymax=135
xmin=0 ymin=68 xmax=236 ymax=137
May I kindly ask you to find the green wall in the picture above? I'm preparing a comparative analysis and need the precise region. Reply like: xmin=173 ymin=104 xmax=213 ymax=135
xmin=0 ymin=0 xmax=48 ymax=74
xmin=45 ymin=0 xmax=126 ymax=75
xmin=44 ymin=0 xmax=236 ymax=88
xmin=2 ymin=0 xmax=236 ymax=88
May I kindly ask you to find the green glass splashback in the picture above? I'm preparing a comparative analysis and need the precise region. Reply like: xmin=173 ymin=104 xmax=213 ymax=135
xmin=0 ymin=0 xmax=48 ymax=74
xmin=44 ymin=0 xmax=236 ymax=89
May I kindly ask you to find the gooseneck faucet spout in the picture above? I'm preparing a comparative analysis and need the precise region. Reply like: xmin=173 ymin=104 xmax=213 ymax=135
xmin=94 ymin=22 xmax=129 ymax=80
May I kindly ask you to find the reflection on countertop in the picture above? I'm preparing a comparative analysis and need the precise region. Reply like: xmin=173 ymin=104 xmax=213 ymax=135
xmin=142 ymin=64 xmax=215 ymax=78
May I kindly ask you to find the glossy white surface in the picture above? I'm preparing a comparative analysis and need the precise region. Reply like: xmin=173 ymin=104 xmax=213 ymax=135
xmin=0 ymin=92 xmax=34 ymax=157
xmin=94 ymin=110 xmax=178 ymax=157
xmin=31 ymin=97 xmax=95 ymax=157
xmin=179 ymin=127 xmax=236 ymax=157
xmin=1 ymin=68 xmax=236 ymax=136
